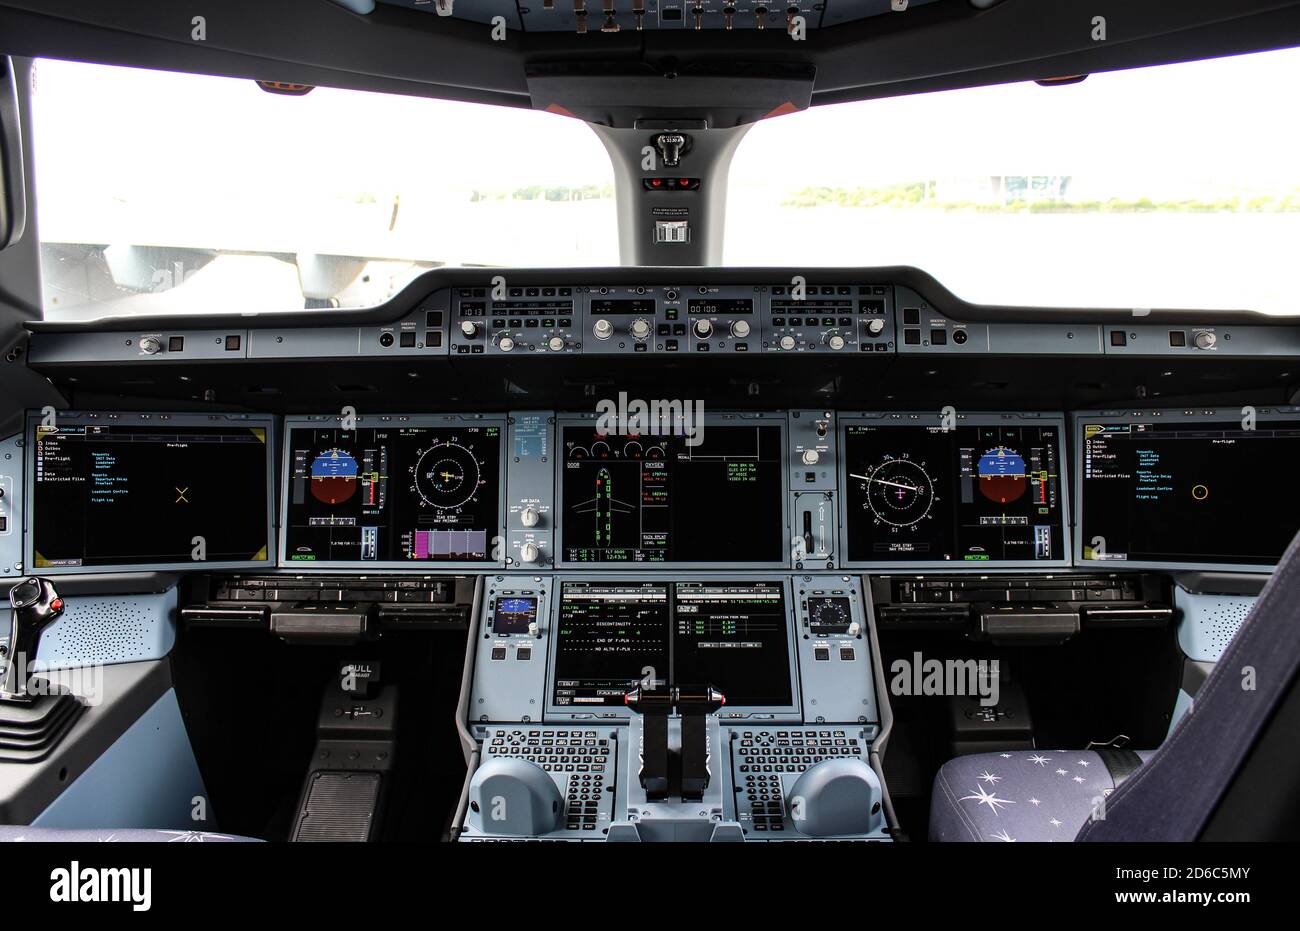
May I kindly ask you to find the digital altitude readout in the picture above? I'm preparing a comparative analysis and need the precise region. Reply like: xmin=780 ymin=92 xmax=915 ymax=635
xmin=687 ymin=298 xmax=754 ymax=316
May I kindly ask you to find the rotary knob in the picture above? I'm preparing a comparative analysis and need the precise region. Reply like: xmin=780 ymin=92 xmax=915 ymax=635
xmin=139 ymin=336 xmax=162 ymax=355
xmin=630 ymin=318 xmax=651 ymax=340
xmin=520 ymin=507 xmax=540 ymax=528
xmin=460 ymin=320 xmax=479 ymax=338
xmin=693 ymin=319 xmax=713 ymax=339
xmin=593 ymin=318 xmax=614 ymax=340
xmin=829 ymin=334 xmax=846 ymax=351
xmin=801 ymin=449 xmax=820 ymax=465
xmin=547 ymin=336 xmax=565 ymax=352
xmin=865 ymin=318 xmax=886 ymax=337
xmin=731 ymin=319 xmax=751 ymax=338
xmin=779 ymin=335 xmax=797 ymax=351
xmin=498 ymin=336 xmax=515 ymax=352
xmin=519 ymin=542 xmax=540 ymax=564
xmin=1194 ymin=331 xmax=1217 ymax=350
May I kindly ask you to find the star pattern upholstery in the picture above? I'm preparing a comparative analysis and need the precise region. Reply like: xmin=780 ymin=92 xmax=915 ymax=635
xmin=0 ymin=826 xmax=259 ymax=842
xmin=929 ymin=749 xmax=1156 ymax=842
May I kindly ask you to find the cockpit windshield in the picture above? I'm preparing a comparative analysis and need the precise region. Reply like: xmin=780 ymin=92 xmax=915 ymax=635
xmin=30 ymin=47 xmax=1300 ymax=319
xmin=727 ymin=46 xmax=1300 ymax=314
xmin=31 ymin=58 xmax=617 ymax=320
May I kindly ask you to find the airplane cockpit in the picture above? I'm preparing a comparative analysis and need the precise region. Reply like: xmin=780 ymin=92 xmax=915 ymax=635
xmin=0 ymin=0 xmax=1298 ymax=906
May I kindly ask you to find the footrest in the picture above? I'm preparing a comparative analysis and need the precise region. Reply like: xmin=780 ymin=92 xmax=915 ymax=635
xmin=291 ymin=771 xmax=382 ymax=842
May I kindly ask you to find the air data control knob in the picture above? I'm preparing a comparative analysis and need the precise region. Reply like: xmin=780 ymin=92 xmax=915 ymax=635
xmin=1195 ymin=331 xmax=1217 ymax=350
xmin=779 ymin=335 xmax=797 ymax=351
xmin=519 ymin=542 xmax=540 ymax=564
xmin=693 ymin=319 xmax=713 ymax=339
xmin=593 ymin=319 xmax=614 ymax=340
xmin=139 ymin=336 xmax=162 ymax=355
xmin=801 ymin=449 xmax=820 ymax=466
xmin=520 ymin=507 xmax=540 ymax=528
xmin=460 ymin=320 xmax=480 ymax=338
xmin=630 ymin=318 xmax=651 ymax=340
xmin=498 ymin=336 xmax=515 ymax=352
xmin=547 ymin=336 xmax=565 ymax=352
xmin=829 ymin=334 xmax=846 ymax=351
xmin=731 ymin=320 xmax=751 ymax=339
xmin=865 ymin=318 xmax=886 ymax=337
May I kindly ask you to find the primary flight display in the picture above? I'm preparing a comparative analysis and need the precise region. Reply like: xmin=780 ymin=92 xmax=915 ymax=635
xmin=282 ymin=421 xmax=502 ymax=564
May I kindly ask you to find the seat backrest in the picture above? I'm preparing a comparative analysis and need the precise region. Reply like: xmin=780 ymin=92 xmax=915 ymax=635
xmin=1077 ymin=529 xmax=1300 ymax=841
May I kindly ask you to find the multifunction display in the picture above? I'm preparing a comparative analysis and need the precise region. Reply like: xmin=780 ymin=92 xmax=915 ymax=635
xmin=1079 ymin=418 xmax=1300 ymax=566
xmin=30 ymin=420 xmax=271 ymax=569
xmin=283 ymin=423 xmax=501 ymax=563
xmin=559 ymin=423 xmax=784 ymax=563
xmin=552 ymin=581 xmax=792 ymax=708
xmin=843 ymin=421 xmax=1066 ymax=564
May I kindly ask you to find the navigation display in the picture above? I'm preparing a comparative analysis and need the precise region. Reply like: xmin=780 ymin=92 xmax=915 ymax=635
xmin=282 ymin=421 xmax=501 ymax=563
xmin=842 ymin=419 xmax=1067 ymax=565
xmin=559 ymin=423 xmax=784 ymax=564
xmin=552 ymin=581 xmax=792 ymax=708
xmin=28 ymin=417 xmax=272 ymax=570
xmin=1078 ymin=416 xmax=1300 ymax=567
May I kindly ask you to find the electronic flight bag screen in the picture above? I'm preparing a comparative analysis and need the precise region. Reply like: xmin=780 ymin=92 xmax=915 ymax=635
xmin=1079 ymin=418 xmax=1300 ymax=566
xmin=559 ymin=423 xmax=784 ymax=563
xmin=29 ymin=418 xmax=272 ymax=570
xmin=843 ymin=421 xmax=1066 ymax=564
xmin=283 ymin=422 xmax=501 ymax=563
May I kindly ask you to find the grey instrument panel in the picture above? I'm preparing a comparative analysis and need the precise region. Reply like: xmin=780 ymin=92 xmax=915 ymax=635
xmin=26 ymin=275 xmax=1300 ymax=366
